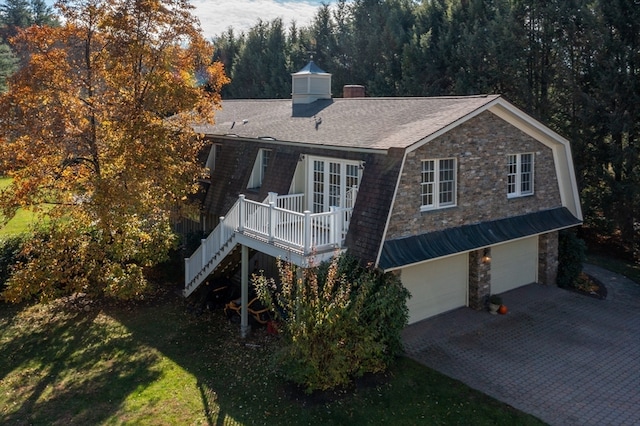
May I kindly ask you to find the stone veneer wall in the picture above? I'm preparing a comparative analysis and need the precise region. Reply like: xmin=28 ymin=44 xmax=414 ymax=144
xmin=386 ymin=111 xmax=562 ymax=239
xmin=468 ymin=248 xmax=491 ymax=309
xmin=538 ymin=231 xmax=559 ymax=286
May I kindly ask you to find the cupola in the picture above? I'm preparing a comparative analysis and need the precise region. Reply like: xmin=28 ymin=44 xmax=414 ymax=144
xmin=291 ymin=61 xmax=332 ymax=105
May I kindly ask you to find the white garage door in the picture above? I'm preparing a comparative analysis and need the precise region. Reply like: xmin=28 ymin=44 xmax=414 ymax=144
xmin=491 ymin=236 xmax=538 ymax=294
xmin=402 ymin=253 xmax=468 ymax=324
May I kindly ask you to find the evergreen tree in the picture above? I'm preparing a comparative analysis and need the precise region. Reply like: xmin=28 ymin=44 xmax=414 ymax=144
xmin=400 ymin=0 xmax=450 ymax=96
xmin=350 ymin=0 xmax=415 ymax=96
xmin=0 ymin=0 xmax=32 ymax=41
xmin=0 ymin=42 xmax=17 ymax=91
xmin=227 ymin=19 xmax=289 ymax=99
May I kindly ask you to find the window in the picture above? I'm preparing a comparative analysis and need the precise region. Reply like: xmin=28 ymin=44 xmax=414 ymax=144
xmin=205 ymin=143 xmax=221 ymax=175
xmin=507 ymin=153 xmax=534 ymax=198
xmin=247 ymin=149 xmax=271 ymax=189
xmin=308 ymin=156 xmax=362 ymax=213
xmin=421 ymin=158 xmax=456 ymax=210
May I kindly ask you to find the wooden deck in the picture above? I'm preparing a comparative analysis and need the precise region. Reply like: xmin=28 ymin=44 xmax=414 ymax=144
xmin=183 ymin=192 xmax=355 ymax=297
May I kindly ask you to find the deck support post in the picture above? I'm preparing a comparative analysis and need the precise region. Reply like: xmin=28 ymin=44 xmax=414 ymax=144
xmin=240 ymin=244 xmax=250 ymax=338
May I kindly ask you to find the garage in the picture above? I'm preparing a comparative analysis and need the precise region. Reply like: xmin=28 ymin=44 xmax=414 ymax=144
xmin=401 ymin=253 xmax=468 ymax=324
xmin=491 ymin=236 xmax=538 ymax=294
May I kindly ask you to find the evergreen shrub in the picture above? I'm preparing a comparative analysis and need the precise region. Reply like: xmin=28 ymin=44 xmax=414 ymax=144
xmin=557 ymin=229 xmax=586 ymax=288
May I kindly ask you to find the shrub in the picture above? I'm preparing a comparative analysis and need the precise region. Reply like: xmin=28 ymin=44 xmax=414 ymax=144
xmin=557 ymin=230 xmax=586 ymax=288
xmin=0 ymin=235 xmax=27 ymax=290
xmin=253 ymin=254 xmax=410 ymax=393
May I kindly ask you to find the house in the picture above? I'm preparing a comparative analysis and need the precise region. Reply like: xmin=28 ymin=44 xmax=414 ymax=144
xmin=184 ymin=61 xmax=582 ymax=334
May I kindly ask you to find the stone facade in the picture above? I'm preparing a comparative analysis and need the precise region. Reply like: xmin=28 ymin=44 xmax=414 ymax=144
xmin=538 ymin=231 xmax=559 ymax=286
xmin=468 ymin=248 xmax=491 ymax=310
xmin=386 ymin=111 xmax=562 ymax=239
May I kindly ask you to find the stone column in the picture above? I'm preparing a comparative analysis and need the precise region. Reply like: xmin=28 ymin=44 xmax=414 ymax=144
xmin=538 ymin=232 xmax=559 ymax=286
xmin=468 ymin=248 xmax=491 ymax=310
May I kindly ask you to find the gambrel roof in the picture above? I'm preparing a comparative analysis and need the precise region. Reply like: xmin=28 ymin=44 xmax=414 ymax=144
xmin=198 ymin=94 xmax=582 ymax=269
xmin=195 ymin=95 xmax=501 ymax=151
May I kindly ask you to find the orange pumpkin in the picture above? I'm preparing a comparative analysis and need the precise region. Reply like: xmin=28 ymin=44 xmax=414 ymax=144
xmin=498 ymin=305 xmax=508 ymax=315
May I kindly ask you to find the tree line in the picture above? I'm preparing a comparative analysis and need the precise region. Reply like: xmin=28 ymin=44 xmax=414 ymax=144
xmin=214 ymin=0 xmax=639 ymax=259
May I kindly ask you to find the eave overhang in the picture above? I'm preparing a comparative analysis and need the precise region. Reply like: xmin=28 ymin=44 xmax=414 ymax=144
xmin=378 ymin=207 xmax=581 ymax=271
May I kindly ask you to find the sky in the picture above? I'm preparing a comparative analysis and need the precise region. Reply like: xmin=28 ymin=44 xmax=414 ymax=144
xmin=191 ymin=0 xmax=330 ymax=39
xmin=44 ymin=0 xmax=332 ymax=40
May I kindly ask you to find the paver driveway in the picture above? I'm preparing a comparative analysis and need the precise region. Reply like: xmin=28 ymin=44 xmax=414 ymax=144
xmin=402 ymin=264 xmax=640 ymax=426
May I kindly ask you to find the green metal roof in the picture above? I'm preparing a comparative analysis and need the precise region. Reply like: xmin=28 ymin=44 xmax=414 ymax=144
xmin=379 ymin=207 xmax=581 ymax=270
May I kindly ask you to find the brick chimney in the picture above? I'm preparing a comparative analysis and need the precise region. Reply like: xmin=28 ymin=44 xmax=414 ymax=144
xmin=343 ymin=85 xmax=365 ymax=98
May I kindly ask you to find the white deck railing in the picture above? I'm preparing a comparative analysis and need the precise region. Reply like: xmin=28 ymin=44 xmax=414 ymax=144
xmin=184 ymin=191 xmax=357 ymax=296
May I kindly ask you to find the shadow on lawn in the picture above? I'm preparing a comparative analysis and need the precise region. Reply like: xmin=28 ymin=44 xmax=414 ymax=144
xmin=108 ymin=293 xmax=285 ymax=425
xmin=0 ymin=302 xmax=161 ymax=425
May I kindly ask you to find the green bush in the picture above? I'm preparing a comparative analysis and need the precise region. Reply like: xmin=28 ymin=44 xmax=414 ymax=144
xmin=0 ymin=235 xmax=27 ymax=290
xmin=253 ymin=254 xmax=410 ymax=393
xmin=557 ymin=229 xmax=586 ymax=288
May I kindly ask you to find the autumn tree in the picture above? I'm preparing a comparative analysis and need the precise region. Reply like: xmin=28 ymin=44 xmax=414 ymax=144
xmin=0 ymin=0 xmax=228 ymax=302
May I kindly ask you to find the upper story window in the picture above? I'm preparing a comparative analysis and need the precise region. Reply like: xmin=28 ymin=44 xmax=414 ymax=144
xmin=308 ymin=156 xmax=362 ymax=213
xmin=248 ymin=148 xmax=271 ymax=189
xmin=421 ymin=158 xmax=456 ymax=211
xmin=507 ymin=153 xmax=534 ymax=198
xmin=205 ymin=143 xmax=221 ymax=175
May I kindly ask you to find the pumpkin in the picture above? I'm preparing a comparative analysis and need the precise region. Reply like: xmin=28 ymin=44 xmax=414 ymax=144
xmin=498 ymin=305 xmax=508 ymax=315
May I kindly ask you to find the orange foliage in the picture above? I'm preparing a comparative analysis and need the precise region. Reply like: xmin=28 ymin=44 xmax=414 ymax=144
xmin=0 ymin=0 xmax=229 ymax=302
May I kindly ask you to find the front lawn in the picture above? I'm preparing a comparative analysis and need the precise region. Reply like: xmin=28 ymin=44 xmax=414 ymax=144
xmin=0 ymin=177 xmax=50 ymax=237
xmin=0 ymin=292 xmax=545 ymax=425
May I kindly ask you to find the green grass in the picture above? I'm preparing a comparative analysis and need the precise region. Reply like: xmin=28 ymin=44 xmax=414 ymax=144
xmin=0 ymin=177 xmax=50 ymax=237
xmin=0 ymin=293 xmax=545 ymax=425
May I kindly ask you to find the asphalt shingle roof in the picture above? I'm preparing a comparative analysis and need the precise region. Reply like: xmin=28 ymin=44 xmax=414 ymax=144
xmin=195 ymin=95 xmax=501 ymax=151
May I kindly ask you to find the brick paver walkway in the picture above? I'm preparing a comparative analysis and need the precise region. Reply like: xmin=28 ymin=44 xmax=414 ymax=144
xmin=402 ymin=264 xmax=640 ymax=426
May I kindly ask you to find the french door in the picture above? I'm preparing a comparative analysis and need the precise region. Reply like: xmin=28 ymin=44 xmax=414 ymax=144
xmin=309 ymin=157 xmax=360 ymax=213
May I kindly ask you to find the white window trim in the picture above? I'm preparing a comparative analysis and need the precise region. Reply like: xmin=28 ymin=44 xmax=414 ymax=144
xmin=205 ymin=143 xmax=221 ymax=174
xmin=507 ymin=153 xmax=534 ymax=198
xmin=420 ymin=158 xmax=457 ymax=212
xmin=306 ymin=156 xmax=362 ymax=213
xmin=247 ymin=148 xmax=271 ymax=189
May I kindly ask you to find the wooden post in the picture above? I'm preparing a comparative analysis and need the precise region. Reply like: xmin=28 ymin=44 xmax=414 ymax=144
xmin=268 ymin=191 xmax=278 ymax=205
xmin=238 ymin=194 xmax=245 ymax=233
xmin=268 ymin=201 xmax=275 ymax=242
xmin=303 ymin=210 xmax=311 ymax=255
xmin=240 ymin=244 xmax=250 ymax=338
xmin=330 ymin=206 xmax=338 ymax=246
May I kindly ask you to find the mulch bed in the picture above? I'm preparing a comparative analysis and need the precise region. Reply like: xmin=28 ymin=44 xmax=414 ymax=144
xmin=567 ymin=272 xmax=608 ymax=300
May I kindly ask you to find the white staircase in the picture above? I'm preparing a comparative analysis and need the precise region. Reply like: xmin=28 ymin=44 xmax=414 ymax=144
xmin=183 ymin=190 xmax=358 ymax=298
xmin=183 ymin=199 xmax=241 ymax=297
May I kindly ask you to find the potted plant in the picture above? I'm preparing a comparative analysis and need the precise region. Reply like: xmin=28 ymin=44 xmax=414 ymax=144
xmin=489 ymin=294 xmax=502 ymax=315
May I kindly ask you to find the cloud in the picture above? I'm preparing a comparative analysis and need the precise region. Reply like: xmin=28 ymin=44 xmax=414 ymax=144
xmin=191 ymin=0 xmax=324 ymax=40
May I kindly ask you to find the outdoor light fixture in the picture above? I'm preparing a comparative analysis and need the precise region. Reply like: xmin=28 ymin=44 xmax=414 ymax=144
xmin=482 ymin=248 xmax=492 ymax=264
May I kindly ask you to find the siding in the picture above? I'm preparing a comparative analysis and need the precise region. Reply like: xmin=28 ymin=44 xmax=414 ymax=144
xmin=386 ymin=111 xmax=562 ymax=239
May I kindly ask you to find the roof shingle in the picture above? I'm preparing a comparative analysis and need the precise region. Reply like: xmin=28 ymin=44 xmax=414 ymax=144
xmin=195 ymin=95 xmax=501 ymax=151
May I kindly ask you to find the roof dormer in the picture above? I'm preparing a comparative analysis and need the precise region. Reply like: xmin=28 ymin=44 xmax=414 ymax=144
xmin=291 ymin=61 xmax=332 ymax=105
